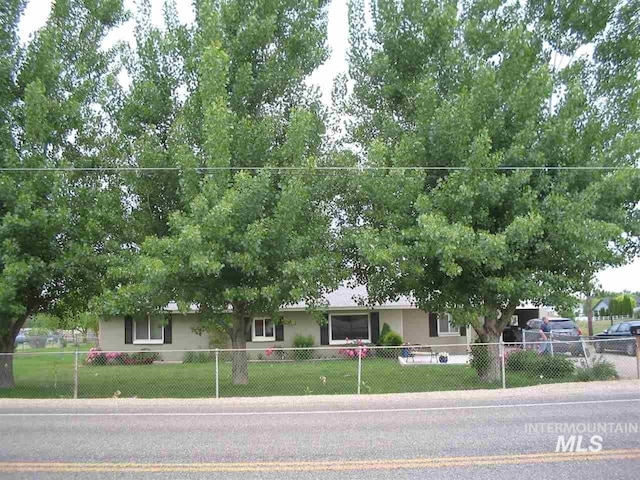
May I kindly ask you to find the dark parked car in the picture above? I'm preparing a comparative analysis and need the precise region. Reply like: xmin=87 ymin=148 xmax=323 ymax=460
xmin=593 ymin=321 xmax=639 ymax=356
xmin=524 ymin=318 xmax=584 ymax=356
xmin=502 ymin=324 xmax=522 ymax=343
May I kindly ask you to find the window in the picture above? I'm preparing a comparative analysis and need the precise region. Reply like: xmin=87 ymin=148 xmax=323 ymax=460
xmin=252 ymin=318 xmax=275 ymax=341
xmin=134 ymin=315 xmax=164 ymax=344
xmin=618 ymin=323 xmax=630 ymax=333
xmin=329 ymin=314 xmax=370 ymax=344
xmin=608 ymin=324 xmax=619 ymax=334
xmin=437 ymin=313 xmax=459 ymax=336
xmin=549 ymin=320 xmax=578 ymax=331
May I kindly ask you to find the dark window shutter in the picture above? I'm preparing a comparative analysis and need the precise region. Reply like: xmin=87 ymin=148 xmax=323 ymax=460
xmin=124 ymin=316 xmax=133 ymax=344
xmin=275 ymin=323 xmax=284 ymax=342
xmin=459 ymin=325 xmax=467 ymax=337
xmin=429 ymin=313 xmax=439 ymax=337
xmin=245 ymin=317 xmax=253 ymax=342
xmin=164 ymin=315 xmax=172 ymax=344
xmin=320 ymin=314 xmax=329 ymax=345
xmin=370 ymin=312 xmax=380 ymax=344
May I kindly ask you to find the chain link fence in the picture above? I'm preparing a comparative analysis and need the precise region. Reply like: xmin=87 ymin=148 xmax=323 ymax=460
xmin=1 ymin=339 xmax=638 ymax=399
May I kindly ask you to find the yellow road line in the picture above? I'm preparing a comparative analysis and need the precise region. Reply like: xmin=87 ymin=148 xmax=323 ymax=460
xmin=2 ymin=449 xmax=639 ymax=473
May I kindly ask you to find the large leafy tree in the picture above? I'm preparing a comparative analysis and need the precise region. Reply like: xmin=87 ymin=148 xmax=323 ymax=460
xmin=0 ymin=0 xmax=126 ymax=387
xmin=341 ymin=0 xmax=640 ymax=380
xmin=98 ymin=0 xmax=343 ymax=384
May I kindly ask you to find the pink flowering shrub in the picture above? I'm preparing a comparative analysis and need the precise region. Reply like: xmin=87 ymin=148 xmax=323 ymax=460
xmin=338 ymin=338 xmax=369 ymax=359
xmin=85 ymin=347 xmax=107 ymax=365
xmin=85 ymin=347 xmax=159 ymax=366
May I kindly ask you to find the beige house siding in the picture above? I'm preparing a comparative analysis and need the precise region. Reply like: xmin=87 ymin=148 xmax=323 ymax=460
xmin=99 ymin=314 xmax=209 ymax=361
xmin=402 ymin=309 xmax=468 ymax=354
xmin=246 ymin=311 xmax=321 ymax=349
xmin=379 ymin=309 xmax=403 ymax=338
xmin=99 ymin=308 xmax=470 ymax=360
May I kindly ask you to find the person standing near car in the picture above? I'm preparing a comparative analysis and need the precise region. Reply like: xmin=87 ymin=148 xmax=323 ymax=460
xmin=539 ymin=317 xmax=551 ymax=354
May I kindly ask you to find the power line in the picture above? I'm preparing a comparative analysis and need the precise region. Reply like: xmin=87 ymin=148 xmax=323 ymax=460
xmin=0 ymin=165 xmax=637 ymax=172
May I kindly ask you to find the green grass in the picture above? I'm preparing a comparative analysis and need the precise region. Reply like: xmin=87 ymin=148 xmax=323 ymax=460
xmin=13 ymin=343 xmax=96 ymax=353
xmin=0 ymin=353 xmax=581 ymax=399
xmin=575 ymin=320 xmax=612 ymax=336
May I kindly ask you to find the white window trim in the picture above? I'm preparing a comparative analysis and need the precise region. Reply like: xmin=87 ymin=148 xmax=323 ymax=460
xmin=252 ymin=317 xmax=275 ymax=342
xmin=329 ymin=312 xmax=371 ymax=345
xmin=437 ymin=313 xmax=460 ymax=336
xmin=133 ymin=315 xmax=164 ymax=345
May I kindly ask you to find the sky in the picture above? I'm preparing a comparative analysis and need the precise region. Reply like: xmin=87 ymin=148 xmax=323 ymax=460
xmin=17 ymin=0 xmax=640 ymax=293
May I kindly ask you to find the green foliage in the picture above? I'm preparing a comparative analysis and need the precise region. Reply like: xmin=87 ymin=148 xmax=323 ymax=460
xmin=535 ymin=354 xmax=575 ymax=378
xmin=93 ymin=0 xmax=342 ymax=385
xmin=609 ymin=294 xmax=636 ymax=316
xmin=293 ymin=335 xmax=315 ymax=349
xmin=340 ymin=0 xmax=640 ymax=366
xmin=0 ymin=0 xmax=127 ymax=389
xmin=469 ymin=344 xmax=490 ymax=378
xmin=506 ymin=350 xmax=540 ymax=372
xmin=293 ymin=335 xmax=315 ymax=360
xmin=183 ymin=352 xmax=213 ymax=364
xmin=378 ymin=323 xmax=391 ymax=345
xmin=506 ymin=350 xmax=575 ymax=378
xmin=129 ymin=351 xmax=160 ymax=365
xmin=380 ymin=331 xmax=403 ymax=346
xmin=575 ymin=359 xmax=619 ymax=382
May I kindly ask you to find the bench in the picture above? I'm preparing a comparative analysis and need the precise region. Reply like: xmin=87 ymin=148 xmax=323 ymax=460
xmin=400 ymin=344 xmax=437 ymax=363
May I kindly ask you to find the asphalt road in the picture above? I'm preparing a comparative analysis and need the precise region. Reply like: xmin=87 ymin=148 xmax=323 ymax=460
xmin=1 ymin=381 xmax=639 ymax=480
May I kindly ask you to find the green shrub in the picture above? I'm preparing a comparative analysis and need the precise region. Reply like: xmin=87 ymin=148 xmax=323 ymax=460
xmin=378 ymin=323 xmax=391 ymax=345
xmin=469 ymin=344 xmax=490 ymax=378
xmin=183 ymin=351 xmax=212 ymax=363
xmin=535 ymin=354 xmax=575 ymax=378
xmin=505 ymin=350 xmax=575 ymax=378
xmin=506 ymin=350 xmax=539 ymax=372
xmin=575 ymin=360 xmax=618 ymax=382
xmin=293 ymin=335 xmax=315 ymax=360
xmin=130 ymin=351 xmax=160 ymax=365
xmin=380 ymin=331 xmax=403 ymax=346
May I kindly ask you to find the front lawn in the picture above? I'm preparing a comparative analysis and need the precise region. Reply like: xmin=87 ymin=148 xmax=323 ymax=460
xmin=0 ymin=354 xmax=582 ymax=398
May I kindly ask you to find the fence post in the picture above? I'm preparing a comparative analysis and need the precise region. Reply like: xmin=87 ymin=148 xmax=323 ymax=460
xmin=635 ymin=337 xmax=640 ymax=380
xmin=549 ymin=331 xmax=554 ymax=356
xmin=357 ymin=345 xmax=362 ymax=395
xmin=499 ymin=339 xmax=506 ymax=389
xmin=73 ymin=349 xmax=79 ymax=399
xmin=215 ymin=349 xmax=220 ymax=399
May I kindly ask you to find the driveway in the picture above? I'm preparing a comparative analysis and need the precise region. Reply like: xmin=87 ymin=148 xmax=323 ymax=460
xmin=599 ymin=352 xmax=639 ymax=379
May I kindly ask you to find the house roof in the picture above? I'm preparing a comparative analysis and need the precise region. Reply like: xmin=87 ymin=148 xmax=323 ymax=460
xmin=593 ymin=298 xmax=611 ymax=310
xmin=593 ymin=295 xmax=640 ymax=311
xmin=282 ymin=284 xmax=415 ymax=311
xmin=162 ymin=284 xmax=549 ymax=313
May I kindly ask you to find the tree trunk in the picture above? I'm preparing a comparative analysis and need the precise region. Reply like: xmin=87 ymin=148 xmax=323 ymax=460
xmin=474 ymin=304 xmax=515 ymax=384
xmin=480 ymin=334 xmax=502 ymax=383
xmin=0 ymin=336 xmax=15 ymax=389
xmin=230 ymin=313 xmax=249 ymax=385
xmin=586 ymin=295 xmax=593 ymax=337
